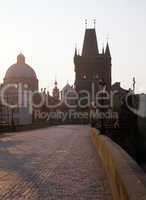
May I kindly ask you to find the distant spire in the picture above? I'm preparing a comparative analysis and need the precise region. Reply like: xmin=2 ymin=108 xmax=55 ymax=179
xmin=133 ymin=77 xmax=136 ymax=93
xmin=53 ymin=79 xmax=59 ymax=100
xmin=105 ymin=42 xmax=111 ymax=57
xmin=102 ymin=44 xmax=104 ymax=54
xmin=85 ymin=19 xmax=87 ymax=29
xmin=93 ymin=19 xmax=96 ymax=29
xmin=102 ymin=47 xmax=104 ymax=54
xmin=74 ymin=45 xmax=77 ymax=56
xmin=54 ymin=79 xmax=57 ymax=87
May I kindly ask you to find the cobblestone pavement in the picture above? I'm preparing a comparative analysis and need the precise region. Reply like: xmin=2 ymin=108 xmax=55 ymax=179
xmin=0 ymin=125 xmax=112 ymax=200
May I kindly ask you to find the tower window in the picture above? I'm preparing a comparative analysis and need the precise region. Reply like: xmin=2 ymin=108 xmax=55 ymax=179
xmin=83 ymin=74 xmax=87 ymax=79
xmin=93 ymin=74 xmax=98 ymax=80
xmin=80 ymin=74 xmax=87 ymax=79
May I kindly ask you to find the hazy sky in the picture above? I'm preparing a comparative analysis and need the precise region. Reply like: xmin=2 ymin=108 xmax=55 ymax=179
xmin=0 ymin=0 xmax=146 ymax=93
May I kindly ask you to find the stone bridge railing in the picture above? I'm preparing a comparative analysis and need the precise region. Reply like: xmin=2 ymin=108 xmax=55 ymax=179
xmin=91 ymin=128 xmax=146 ymax=200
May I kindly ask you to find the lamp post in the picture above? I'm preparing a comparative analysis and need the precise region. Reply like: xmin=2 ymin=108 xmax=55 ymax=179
xmin=99 ymin=79 xmax=106 ymax=134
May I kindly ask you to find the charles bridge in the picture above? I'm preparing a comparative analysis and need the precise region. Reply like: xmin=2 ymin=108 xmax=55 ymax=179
xmin=0 ymin=125 xmax=146 ymax=200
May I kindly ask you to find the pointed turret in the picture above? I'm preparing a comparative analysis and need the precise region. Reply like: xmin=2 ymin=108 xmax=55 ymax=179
xmin=82 ymin=28 xmax=99 ymax=57
xmin=105 ymin=42 xmax=111 ymax=57
xmin=102 ymin=46 xmax=104 ymax=54
xmin=74 ymin=47 xmax=77 ymax=57
xmin=53 ymin=80 xmax=59 ymax=100
xmin=74 ymin=46 xmax=78 ymax=64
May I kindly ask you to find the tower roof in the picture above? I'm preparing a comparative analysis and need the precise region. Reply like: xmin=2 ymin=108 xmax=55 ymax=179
xmin=82 ymin=28 xmax=99 ymax=57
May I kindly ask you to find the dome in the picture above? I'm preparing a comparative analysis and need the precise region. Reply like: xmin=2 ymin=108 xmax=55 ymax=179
xmin=4 ymin=54 xmax=37 ymax=80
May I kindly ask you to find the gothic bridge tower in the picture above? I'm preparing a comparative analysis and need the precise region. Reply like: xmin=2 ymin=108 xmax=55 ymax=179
xmin=74 ymin=26 xmax=112 ymax=101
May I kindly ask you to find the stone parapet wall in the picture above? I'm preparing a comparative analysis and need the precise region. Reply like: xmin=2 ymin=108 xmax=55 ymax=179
xmin=91 ymin=128 xmax=146 ymax=200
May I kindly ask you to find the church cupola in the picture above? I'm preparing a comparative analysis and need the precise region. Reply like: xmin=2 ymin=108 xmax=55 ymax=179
xmin=4 ymin=53 xmax=38 ymax=91
xmin=17 ymin=53 xmax=25 ymax=64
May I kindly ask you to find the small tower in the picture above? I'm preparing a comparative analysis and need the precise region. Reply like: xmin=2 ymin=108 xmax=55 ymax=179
xmin=52 ymin=80 xmax=60 ymax=101
xmin=105 ymin=42 xmax=111 ymax=57
xmin=74 ymin=46 xmax=77 ymax=57
xmin=102 ymin=45 xmax=104 ymax=54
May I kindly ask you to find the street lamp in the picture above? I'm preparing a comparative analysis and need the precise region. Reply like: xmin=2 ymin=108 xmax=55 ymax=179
xmin=99 ymin=79 xmax=106 ymax=134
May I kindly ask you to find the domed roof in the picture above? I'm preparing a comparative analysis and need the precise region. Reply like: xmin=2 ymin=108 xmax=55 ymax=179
xmin=4 ymin=53 xmax=37 ymax=80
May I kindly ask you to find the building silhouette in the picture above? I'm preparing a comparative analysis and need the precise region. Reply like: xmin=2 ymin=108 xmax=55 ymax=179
xmin=52 ymin=80 xmax=60 ymax=101
xmin=2 ymin=53 xmax=39 ymax=125
xmin=74 ymin=27 xmax=112 ymax=98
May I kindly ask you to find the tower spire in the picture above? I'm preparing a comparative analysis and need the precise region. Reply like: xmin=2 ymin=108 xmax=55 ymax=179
xmin=105 ymin=42 xmax=111 ymax=57
xmin=102 ymin=44 xmax=104 ymax=54
xmin=74 ymin=44 xmax=77 ymax=56
xmin=85 ymin=19 xmax=87 ymax=29
xmin=133 ymin=77 xmax=136 ymax=93
xmin=93 ymin=19 xmax=96 ymax=29
xmin=55 ymin=79 xmax=57 ymax=86
xmin=53 ymin=78 xmax=59 ymax=100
